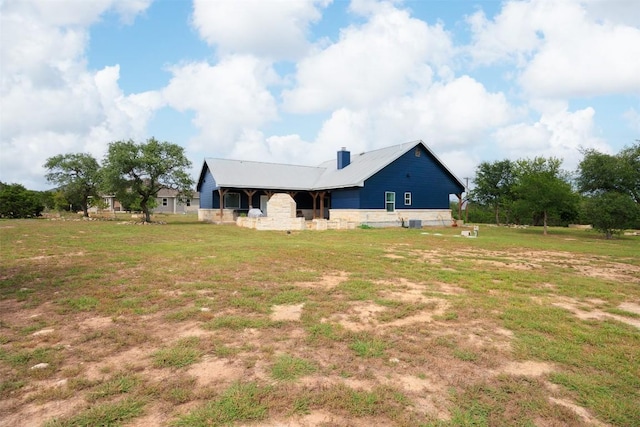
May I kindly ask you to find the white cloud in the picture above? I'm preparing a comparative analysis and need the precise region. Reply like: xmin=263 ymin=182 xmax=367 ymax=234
xmin=493 ymin=106 xmax=610 ymax=170
xmin=466 ymin=1 xmax=545 ymax=66
xmin=283 ymin=3 xmax=452 ymax=113
xmin=162 ymin=55 xmax=279 ymax=153
xmin=0 ymin=0 xmax=156 ymax=189
xmin=313 ymin=75 xmax=513 ymax=153
xmin=468 ymin=0 xmax=640 ymax=98
xmin=191 ymin=0 xmax=330 ymax=60
xmin=583 ymin=0 xmax=640 ymax=27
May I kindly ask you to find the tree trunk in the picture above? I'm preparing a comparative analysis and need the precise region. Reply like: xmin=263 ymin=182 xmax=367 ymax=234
xmin=543 ymin=210 xmax=548 ymax=235
xmin=495 ymin=205 xmax=500 ymax=226
xmin=82 ymin=203 xmax=89 ymax=218
xmin=141 ymin=199 xmax=151 ymax=222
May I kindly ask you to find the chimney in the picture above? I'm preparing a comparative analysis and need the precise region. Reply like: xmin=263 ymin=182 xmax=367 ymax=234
xmin=337 ymin=147 xmax=350 ymax=170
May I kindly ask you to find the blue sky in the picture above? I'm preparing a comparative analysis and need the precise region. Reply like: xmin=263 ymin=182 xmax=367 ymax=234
xmin=1 ymin=0 xmax=639 ymax=191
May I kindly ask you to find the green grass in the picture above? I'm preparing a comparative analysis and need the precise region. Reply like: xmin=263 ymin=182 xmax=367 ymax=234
xmin=45 ymin=397 xmax=145 ymax=427
xmin=202 ymin=315 xmax=279 ymax=330
xmin=1 ymin=217 xmax=639 ymax=426
xmin=349 ymin=334 xmax=387 ymax=358
xmin=152 ymin=337 xmax=202 ymax=369
xmin=172 ymin=382 xmax=270 ymax=426
xmin=87 ymin=373 xmax=138 ymax=402
xmin=270 ymin=354 xmax=316 ymax=381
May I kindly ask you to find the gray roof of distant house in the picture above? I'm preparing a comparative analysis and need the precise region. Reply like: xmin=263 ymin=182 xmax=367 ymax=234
xmin=199 ymin=140 xmax=465 ymax=191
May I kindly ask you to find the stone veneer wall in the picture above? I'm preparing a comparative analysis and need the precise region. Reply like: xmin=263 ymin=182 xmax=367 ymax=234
xmin=209 ymin=198 xmax=454 ymax=230
xmin=198 ymin=208 xmax=236 ymax=223
xmin=237 ymin=193 xmax=306 ymax=231
xmin=329 ymin=209 xmax=454 ymax=227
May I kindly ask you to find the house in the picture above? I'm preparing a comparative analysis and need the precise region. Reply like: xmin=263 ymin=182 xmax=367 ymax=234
xmin=196 ymin=140 xmax=465 ymax=227
xmin=153 ymin=188 xmax=200 ymax=214
xmin=100 ymin=189 xmax=199 ymax=214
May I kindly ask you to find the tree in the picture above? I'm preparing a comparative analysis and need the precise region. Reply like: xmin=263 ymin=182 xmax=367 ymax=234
xmin=576 ymin=143 xmax=640 ymax=237
xmin=0 ymin=182 xmax=45 ymax=218
xmin=470 ymin=160 xmax=515 ymax=225
xmin=512 ymin=157 xmax=578 ymax=235
xmin=101 ymin=138 xmax=194 ymax=222
xmin=44 ymin=153 xmax=101 ymax=217
xmin=577 ymin=143 xmax=640 ymax=204
xmin=582 ymin=192 xmax=640 ymax=239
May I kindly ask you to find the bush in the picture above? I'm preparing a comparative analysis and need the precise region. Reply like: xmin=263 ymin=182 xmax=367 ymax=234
xmin=0 ymin=182 xmax=45 ymax=218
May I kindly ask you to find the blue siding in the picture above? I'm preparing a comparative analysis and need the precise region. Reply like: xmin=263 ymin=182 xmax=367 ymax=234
xmin=331 ymin=188 xmax=361 ymax=209
xmin=360 ymin=145 xmax=464 ymax=209
xmin=198 ymin=167 xmax=217 ymax=209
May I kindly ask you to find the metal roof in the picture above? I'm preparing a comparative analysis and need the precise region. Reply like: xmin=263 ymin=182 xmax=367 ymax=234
xmin=200 ymin=140 xmax=465 ymax=191
xmin=201 ymin=158 xmax=325 ymax=190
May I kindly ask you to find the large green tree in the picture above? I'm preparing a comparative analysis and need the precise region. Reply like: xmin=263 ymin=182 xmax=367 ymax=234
xmin=101 ymin=138 xmax=194 ymax=222
xmin=576 ymin=142 xmax=640 ymax=204
xmin=577 ymin=143 xmax=640 ymax=237
xmin=512 ymin=157 xmax=578 ymax=235
xmin=582 ymin=192 xmax=639 ymax=239
xmin=470 ymin=159 xmax=515 ymax=225
xmin=44 ymin=153 xmax=101 ymax=217
xmin=0 ymin=182 xmax=45 ymax=218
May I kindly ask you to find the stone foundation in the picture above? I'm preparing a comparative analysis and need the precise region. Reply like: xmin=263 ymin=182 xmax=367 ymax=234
xmin=329 ymin=209 xmax=454 ymax=227
xmin=198 ymin=208 xmax=236 ymax=223
xmin=205 ymin=197 xmax=455 ymax=230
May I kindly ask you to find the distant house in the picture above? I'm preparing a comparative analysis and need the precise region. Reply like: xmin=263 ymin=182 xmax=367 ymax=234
xmin=196 ymin=140 xmax=465 ymax=227
xmin=100 ymin=189 xmax=199 ymax=214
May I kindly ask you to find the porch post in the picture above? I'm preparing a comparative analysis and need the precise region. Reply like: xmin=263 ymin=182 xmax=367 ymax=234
xmin=310 ymin=192 xmax=318 ymax=219
xmin=243 ymin=189 xmax=257 ymax=207
xmin=218 ymin=188 xmax=228 ymax=221
xmin=319 ymin=191 xmax=326 ymax=219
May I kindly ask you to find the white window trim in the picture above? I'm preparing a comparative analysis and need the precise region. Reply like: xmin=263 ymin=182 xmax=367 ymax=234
xmin=385 ymin=191 xmax=395 ymax=212
xmin=404 ymin=192 xmax=412 ymax=206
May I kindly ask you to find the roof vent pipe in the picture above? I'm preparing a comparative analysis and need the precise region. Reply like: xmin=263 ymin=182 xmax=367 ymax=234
xmin=337 ymin=147 xmax=351 ymax=170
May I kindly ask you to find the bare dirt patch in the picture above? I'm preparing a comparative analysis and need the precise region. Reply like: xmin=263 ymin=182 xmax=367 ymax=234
xmin=295 ymin=272 xmax=349 ymax=289
xmin=187 ymin=356 xmax=244 ymax=386
xmin=551 ymin=297 xmax=640 ymax=329
xmin=549 ymin=397 xmax=610 ymax=427
xmin=498 ymin=361 xmax=555 ymax=377
xmin=271 ymin=303 xmax=305 ymax=321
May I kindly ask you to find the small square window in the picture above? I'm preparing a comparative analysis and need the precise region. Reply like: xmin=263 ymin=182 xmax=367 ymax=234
xmin=162 ymin=198 xmax=168 ymax=206
xmin=186 ymin=199 xmax=191 ymax=207
xmin=404 ymin=192 xmax=412 ymax=206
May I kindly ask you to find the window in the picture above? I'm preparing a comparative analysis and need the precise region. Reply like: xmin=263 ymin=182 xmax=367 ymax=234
xmin=224 ymin=192 xmax=240 ymax=209
xmin=185 ymin=199 xmax=191 ymax=207
xmin=404 ymin=192 xmax=412 ymax=206
xmin=415 ymin=147 xmax=421 ymax=157
xmin=162 ymin=198 xmax=168 ymax=206
xmin=385 ymin=192 xmax=395 ymax=212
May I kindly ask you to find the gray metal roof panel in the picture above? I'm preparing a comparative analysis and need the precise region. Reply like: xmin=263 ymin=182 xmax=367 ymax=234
xmin=203 ymin=158 xmax=325 ymax=190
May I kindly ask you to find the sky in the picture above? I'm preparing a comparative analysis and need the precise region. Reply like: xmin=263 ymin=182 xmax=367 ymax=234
xmin=1 ymin=0 xmax=639 ymax=192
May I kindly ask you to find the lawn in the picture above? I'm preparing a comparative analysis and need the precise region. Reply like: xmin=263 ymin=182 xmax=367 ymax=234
xmin=1 ymin=214 xmax=639 ymax=426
